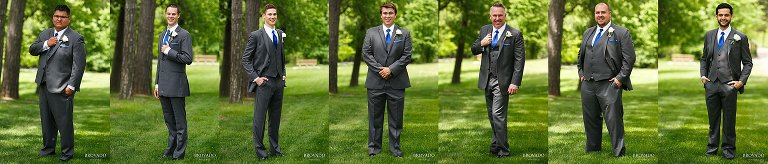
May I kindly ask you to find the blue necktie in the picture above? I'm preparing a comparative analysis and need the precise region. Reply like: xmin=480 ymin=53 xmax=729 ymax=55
xmin=385 ymin=29 xmax=391 ymax=46
xmin=163 ymin=30 xmax=170 ymax=45
xmin=718 ymin=32 xmax=725 ymax=49
xmin=592 ymin=29 xmax=603 ymax=46
xmin=491 ymin=30 xmax=499 ymax=48
xmin=272 ymin=30 xmax=278 ymax=47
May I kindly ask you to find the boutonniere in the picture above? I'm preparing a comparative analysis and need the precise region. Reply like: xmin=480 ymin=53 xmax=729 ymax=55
xmin=730 ymin=34 xmax=741 ymax=44
xmin=607 ymin=27 xmax=615 ymax=37
xmin=395 ymin=29 xmax=402 ymax=35
xmin=282 ymin=32 xmax=287 ymax=38
xmin=505 ymin=31 xmax=512 ymax=37
xmin=59 ymin=35 xmax=69 ymax=43
xmin=170 ymin=30 xmax=178 ymax=39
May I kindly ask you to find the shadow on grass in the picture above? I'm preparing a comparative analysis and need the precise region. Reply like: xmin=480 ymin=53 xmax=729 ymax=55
xmin=438 ymin=59 xmax=548 ymax=163
xmin=0 ymin=70 xmax=110 ymax=163
xmin=549 ymin=65 xmax=659 ymax=164
xmin=329 ymin=63 xmax=438 ymax=164
xmin=219 ymin=66 xmax=330 ymax=163
xmin=658 ymin=61 xmax=768 ymax=163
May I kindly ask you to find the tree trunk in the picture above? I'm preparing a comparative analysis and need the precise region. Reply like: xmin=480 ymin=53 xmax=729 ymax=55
xmin=119 ymin=0 xmax=138 ymax=99
xmin=1 ymin=0 xmax=25 ymax=100
xmin=349 ymin=23 xmax=366 ymax=87
xmin=220 ymin=8 xmax=231 ymax=98
xmin=329 ymin=0 xmax=341 ymax=93
xmin=244 ymin=0 xmax=259 ymax=33
xmin=133 ymin=0 xmax=155 ymax=96
xmin=242 ymin=0 xmax=259 ymax=98
xmin=547 ymin=0 xmax=564 ymax=97
xmin=450 ymin=8 xmax=467 ymax=84
xmin=228 ymin=0 xmax=245 ymax=103
xmin=111 ymin=4 xmax=125 ymax=93
xmin=0 ymin=0 xmax=8 ymax=79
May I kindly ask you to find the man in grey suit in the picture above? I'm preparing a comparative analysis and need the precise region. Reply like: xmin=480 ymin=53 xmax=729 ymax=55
xmin=153 ymin=4 xmax=193 ymax=160
xmin=576 ymin=3 xmax=635 ymax=157
xmin=362 ymin=2 xmax=411 ymax=158
xmin=28 ymin=5 xmax=85 ymax=162
xmin=700 ymin=3 xmax=752 ymax=160
xmin=470 ymin=2 xmax=525 ymax=158
xmin=241 ymin=3 xmax=285 ymax=160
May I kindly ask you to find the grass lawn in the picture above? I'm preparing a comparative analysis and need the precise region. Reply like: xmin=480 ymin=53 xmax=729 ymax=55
xmin=219 ymin=65 xmax=329 ymax=163
xmin=658 ymin=61 xmax=768 ymax=163
xmin=330 ymin=63 xmax=439 ymax=163
xmin=438 ymin=58 xmax=548 ymax=163
xmin=110 ymin=63 xmax=220 ymax=162
xmin=548 ymin=63 xmax=659 ymax=163
xmin=0 ymin=69 xmax=110 ymax=163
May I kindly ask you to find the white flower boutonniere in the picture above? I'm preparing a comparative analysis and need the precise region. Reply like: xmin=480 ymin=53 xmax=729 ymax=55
xmin=170 ymin=30 xmax=178 ymax=40
xmin=395 ymin=29 xmax=402 ymax=35
xmin=282 ymin=32 xmax=287 ymax=38
xmin=60 ymin=35 xmax=69 ymax=43
xmin=607 ymin=27 xmax=615 ymax=37
xmin=505 ymin=31 xmax=512 ymax=37
xmin=731 ymin=34 xmax=741 ymax=44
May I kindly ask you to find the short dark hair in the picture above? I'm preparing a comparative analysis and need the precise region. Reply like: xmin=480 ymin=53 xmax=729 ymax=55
xmin=166 ymin=4 xmax=180 ymax=14
xmin=491 ymin=2 xmax=505 ymax=10
xmin=380 ymin=2 xmax=397 ymax=14
xmin=54 ymin=5 xmax=70 ymax=15
xmin=715 ymin=3 xmax=733 ymax=15
xmin=263 ymin=3 xmax=277 ymax=13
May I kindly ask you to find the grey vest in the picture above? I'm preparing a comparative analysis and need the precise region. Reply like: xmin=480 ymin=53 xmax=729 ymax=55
xmin=264 ymin=44 xmax=284 ymax=78
xmin=583 ymin=31 xmax=612 ymax=81
xmin=711 ymin=46 xmax=733 ymax=82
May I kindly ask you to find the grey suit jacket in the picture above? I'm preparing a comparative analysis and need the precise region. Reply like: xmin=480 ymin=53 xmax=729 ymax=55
xmin=155 ymin=26 xmax=193 ymax=97
xmin=29 ymin=28 xmax=86 ymax=93
xmin=470 ymin=24 xmax=525 ymax=92
xmin=577 ymin=24 xmax=636 ymax=91
xmin=241 ymin=28 xmax=286 ymax=92
xmin=700 ymin=29 xmax=753 ymax=94
xmin=362 ymin=25 xmax=412 ymax=89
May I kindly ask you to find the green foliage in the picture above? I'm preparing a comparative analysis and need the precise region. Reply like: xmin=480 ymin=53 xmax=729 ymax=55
xmin=562 ymin=0 xmax=658 ymax=68
xmin=20 ymin=0 xmax=113 ymax=72
xmin=659 ymin=0 xmax=766 ymax=59
xmin=338 ymin=0 xmax=437 ymax=63
xmin=400 ymin=0 xmax=438 ymax=63
xmin=266 ymin=0 xmax=329 ymax=63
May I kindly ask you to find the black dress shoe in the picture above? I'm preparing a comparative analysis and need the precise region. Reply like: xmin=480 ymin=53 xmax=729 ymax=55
xmin=723 ymin=150 xmax=735 ymax=160
xmin=369 ymin=153 xmax=376 ymax=157
xmin=496 ymin=155 xmax=507 ymax=158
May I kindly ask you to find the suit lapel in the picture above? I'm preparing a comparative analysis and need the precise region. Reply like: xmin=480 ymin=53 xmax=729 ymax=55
xmin=386 ymin=25 xmax=398 ymax=54
xmin=376 ymin=25 xmax=387 ymax=53
xmin=262 ymin=28 xmax=274 ymax=55
xmin=725 ymin=29 xmax=737 ymax=56
xmin=47 ymin=28 xmax=69 ymax=57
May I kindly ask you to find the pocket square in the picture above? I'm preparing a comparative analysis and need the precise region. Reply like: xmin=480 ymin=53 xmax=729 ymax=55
xmin=608 ymin=40 xmax=619 ymax=43
xmin=171 ymin=43 xmax=180 ymax=45
xmin=59 ymin=44 xmax=70 ymax=48
xmin=503 ymin=43 xmax=512 ymax=46
xmin=394 ymin=40 xmax=402 ymax=43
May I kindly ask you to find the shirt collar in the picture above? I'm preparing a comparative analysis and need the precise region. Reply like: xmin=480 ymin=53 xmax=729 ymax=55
xmin=597 ymin=21 xmax=612 ymax=31
xmin=718 ymin=26 xmax=731 ymax=37
xmin=265 ymin=24 xmax=277 ymax=34
xmin=382 ymin=24 xmax=396 ymax=33
xmin=492 ymin=23 xmax=507 ymax=34
xmin=54 ymin=27 xmax=69 ymax=36
xmin=167 ymin=24 xmax=179 ymax=32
